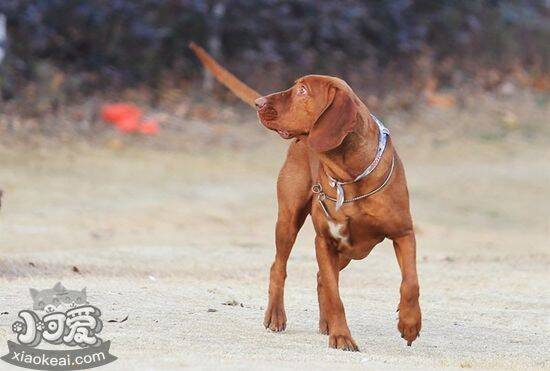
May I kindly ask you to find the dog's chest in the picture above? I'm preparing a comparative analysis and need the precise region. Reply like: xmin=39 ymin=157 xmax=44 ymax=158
xmin=321 ymin=215 xmax=383 ymax=259
xmin=327 ymin=220 xmax=350 ymax=246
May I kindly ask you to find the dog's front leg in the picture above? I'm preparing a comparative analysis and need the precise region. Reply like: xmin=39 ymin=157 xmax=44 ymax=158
xmin=317 ymin=255 xmax=351 ymax=334
xmin=264 ymin=142 xmax=312 ymax=332
xmin=393 ymin=231 xmax=422 ymax=345
xmin=315 ymin=236 xmax=358 ymax=351
xmin=264 ymin=211 xmax=304 ymax=332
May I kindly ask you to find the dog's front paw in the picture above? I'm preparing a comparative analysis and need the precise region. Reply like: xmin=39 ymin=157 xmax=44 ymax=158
xmin=263 ymin=305 xmax=286 ymax=332
xmin=328 ymin=332 xmax=359 ymax=351
xmin=397 ymin=301 xmax=421 ymax=346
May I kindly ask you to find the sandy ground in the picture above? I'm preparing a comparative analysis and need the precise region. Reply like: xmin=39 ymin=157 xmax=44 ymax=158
xmin=0 ymin=122 xmax=549 ymax=370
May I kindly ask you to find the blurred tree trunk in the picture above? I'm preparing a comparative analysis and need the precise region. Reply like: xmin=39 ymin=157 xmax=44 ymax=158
xmin=0 ymin=13 xmax=8 ymax=100
xmin=0 ymin=14 xmax=5 ymax=66
xmin=203 ymin=1 xmax=226 ymax=93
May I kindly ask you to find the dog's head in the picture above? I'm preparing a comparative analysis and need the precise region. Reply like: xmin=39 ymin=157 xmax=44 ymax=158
xmin=254 ymin=75 xmax=359 ymax=152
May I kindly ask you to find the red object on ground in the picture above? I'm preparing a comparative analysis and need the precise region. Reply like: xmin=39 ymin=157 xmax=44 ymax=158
xmin=138 ymin=120 xmax=159 ymax=135
xmin=115 ymin=118 xmax=140 ymax=133
xmin=101 ymin=103 xmax=142 ymax=125
xmin=101 ymin=103 xmax=160 ymax=134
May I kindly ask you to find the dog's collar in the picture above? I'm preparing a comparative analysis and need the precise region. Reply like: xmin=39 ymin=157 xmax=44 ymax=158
xmin=323 ymin=113 xmax=390 ymax=210
xmin=312 ymin=153 xmax=395 ymax=219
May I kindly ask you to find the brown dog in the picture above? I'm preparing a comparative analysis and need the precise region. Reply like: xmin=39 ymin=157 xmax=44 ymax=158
xmin=190 ymin=43 xmax=421 ymax=351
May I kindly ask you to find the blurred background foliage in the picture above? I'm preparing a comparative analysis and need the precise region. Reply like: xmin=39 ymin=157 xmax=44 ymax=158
xmin=0 ymin=0 xmax=548 ymax=97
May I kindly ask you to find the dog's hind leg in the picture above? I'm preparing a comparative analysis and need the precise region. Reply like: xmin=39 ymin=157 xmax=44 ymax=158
xmin=264 ymin=140 xmax=312 ymax=332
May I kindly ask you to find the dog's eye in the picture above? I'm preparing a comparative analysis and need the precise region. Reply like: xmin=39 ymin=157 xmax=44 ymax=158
xmin=297 ymin=86 xmax=307 ymax=96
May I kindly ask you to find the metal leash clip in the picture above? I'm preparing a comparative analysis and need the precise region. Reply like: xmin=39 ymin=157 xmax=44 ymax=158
xmin=311 ymin=183 xmax=331 ymax=218
xmin=311 ymin=183 xmax=324 ymax=199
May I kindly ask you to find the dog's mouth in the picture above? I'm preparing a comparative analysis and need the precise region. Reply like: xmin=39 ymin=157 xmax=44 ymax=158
xmin=276 ymin=130 xmax=292 ymax=139
xmin=257 ymin=112 xmax=295 ymax=140
xmin=263 ymin=123 xmax=295 ymax=140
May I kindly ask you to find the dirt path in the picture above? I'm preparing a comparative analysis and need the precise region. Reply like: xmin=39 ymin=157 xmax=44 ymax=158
xmin=0 ymin=131 xmax=548 ymax=370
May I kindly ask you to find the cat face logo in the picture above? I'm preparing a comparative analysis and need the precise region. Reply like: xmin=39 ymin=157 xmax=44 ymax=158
xmin=1 ymin=283 xmax=117 ymax=370
xmin=12 ymin=283 xmax=100 ymax=348
xmin=29 ymin=282 xmax=87 ymax=313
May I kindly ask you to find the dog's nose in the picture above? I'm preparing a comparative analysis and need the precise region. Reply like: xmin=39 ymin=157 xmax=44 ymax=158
xmin=254 ymin=97 xmax=267 ymax=110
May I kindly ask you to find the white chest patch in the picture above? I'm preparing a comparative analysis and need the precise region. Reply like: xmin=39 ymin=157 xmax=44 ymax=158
xmin=327 ymin=221 xmax=350 ymax=245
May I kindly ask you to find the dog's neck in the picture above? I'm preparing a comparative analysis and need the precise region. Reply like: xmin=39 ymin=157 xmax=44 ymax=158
xmin=317 ymin=113 xmax=385 ymax=182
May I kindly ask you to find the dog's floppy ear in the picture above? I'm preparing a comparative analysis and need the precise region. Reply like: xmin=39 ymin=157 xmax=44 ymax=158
xmin=307 ymin=86 xmax=358 ymax=152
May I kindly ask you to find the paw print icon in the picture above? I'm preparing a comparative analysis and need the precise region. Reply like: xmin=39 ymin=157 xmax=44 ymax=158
xmin=11 ymin=321 xmax=25 ymax=334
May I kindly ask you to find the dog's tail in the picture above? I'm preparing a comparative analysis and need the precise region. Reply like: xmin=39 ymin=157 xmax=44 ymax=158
xmin=189 ymin=42 xmax=261 ymax=108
